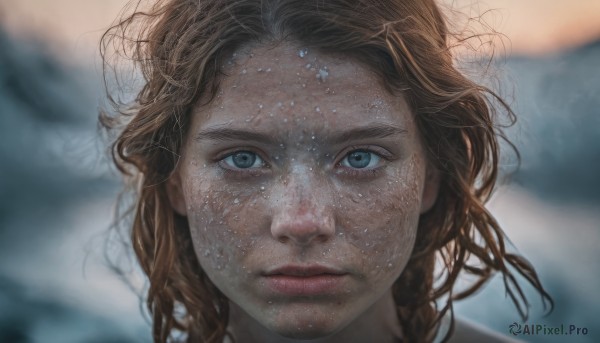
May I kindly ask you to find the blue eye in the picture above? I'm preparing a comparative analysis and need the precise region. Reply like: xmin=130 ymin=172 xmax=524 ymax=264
xmin=341 ymin=150 xmax=380 ymax=169
xmin=222 ymin=151 xmax=264 ymax=169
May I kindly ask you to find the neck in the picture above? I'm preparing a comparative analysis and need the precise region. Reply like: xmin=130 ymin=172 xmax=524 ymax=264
xmin=225 ymin=289 xmax=403 ymax=343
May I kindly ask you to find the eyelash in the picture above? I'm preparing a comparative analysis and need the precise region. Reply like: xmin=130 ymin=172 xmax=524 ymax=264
xmin=216 ymin=147 xmax=390 ymax=177
xmin=335 ymin=146 xmax=389 ymax=178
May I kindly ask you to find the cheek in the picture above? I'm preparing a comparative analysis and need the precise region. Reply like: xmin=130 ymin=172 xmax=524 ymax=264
xmin=182 ymin=173 xmax=265 ymax=277
xmin=335 ymin=154 xmax=424 ymax=275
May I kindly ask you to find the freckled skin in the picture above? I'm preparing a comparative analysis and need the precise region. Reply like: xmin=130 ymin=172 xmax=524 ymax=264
xmin=168 ymin=43 xmax=438 ymax=343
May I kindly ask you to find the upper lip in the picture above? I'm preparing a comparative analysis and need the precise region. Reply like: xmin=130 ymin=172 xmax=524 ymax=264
xmin=262 ymin=264 xmax=347 ymax=277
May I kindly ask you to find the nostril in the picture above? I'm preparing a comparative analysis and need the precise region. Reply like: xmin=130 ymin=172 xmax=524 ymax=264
xmin=278 ymin=237 xmax=289 ymax=243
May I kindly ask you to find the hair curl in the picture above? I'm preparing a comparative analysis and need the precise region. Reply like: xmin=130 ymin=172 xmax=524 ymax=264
xmin=100 ymin=0 xmax=552 ymax=342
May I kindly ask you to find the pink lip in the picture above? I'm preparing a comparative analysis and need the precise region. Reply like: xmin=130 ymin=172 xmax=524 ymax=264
xmin=262 ymin=264 xmax=348 ymax=296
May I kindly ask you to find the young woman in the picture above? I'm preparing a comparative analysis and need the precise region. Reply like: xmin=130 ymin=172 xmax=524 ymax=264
xmin=101 ymin=0 xmax=552 ymax=342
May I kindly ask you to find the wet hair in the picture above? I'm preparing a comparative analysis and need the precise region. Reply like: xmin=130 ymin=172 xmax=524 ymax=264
xmin=100 ymin=0 xmax=552 ymax=342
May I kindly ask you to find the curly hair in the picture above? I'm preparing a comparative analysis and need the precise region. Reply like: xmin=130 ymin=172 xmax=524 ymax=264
xmin=100 ymin=0 xmax=552 ymax=342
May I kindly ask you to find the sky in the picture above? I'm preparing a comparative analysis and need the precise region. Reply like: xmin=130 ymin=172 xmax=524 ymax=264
xmin=1 ymin=0 xmax=600 ymax=61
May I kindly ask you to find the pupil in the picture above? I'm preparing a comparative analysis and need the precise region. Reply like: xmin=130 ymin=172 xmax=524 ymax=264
xmin=348 ymin=151 xmax=370 ymax=168
xmin=232 ymin=152 xmax=256 ymax=168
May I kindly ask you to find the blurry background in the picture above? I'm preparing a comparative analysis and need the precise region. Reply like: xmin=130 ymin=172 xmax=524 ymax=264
xmin=0 ymin=0 xmax=598 ymax=342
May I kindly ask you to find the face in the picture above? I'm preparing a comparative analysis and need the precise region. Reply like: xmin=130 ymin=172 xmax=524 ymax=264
xmin=167 ymin=43 xmax=439 ymax=339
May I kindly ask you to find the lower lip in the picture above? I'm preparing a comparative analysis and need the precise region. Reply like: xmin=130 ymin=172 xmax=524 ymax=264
xmin=263 ymin=274 xmax=347 ymax=296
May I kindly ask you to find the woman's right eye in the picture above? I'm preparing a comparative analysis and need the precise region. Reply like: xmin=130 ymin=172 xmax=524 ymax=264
xmin=220 ymin=151 xmax=265 ymax=169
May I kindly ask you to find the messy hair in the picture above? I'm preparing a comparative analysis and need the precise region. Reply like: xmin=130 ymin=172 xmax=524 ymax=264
xmin=100 ymin=0 xmax=552 ymax=342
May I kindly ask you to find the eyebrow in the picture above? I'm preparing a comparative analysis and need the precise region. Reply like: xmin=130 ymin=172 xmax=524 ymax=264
xmin=194 ymin=123 xmax=407 ymax=145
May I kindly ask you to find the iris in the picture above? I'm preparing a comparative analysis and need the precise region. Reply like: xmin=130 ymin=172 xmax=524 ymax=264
xmin=231 ymin=151 xmax=257 ymax=168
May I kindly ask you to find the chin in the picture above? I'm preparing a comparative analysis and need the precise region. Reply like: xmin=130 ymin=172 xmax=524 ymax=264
xmin=264 ymin=311 xmax=345 ymax=340
xmin=270 ymin=324 xmax=339 ymax=340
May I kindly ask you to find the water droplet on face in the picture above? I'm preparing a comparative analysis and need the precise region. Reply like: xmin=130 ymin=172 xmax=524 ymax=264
xmin=315 ymin=107 xmax=320 ymax=112
xmin=301 ymin=83 xmax=306 ymax=88
xmin=311 ymin=135 xmax=315 ymax=140
xmin=233 ymin=198 xmax=239 ymax=204
xmin=332 ymin=109 xmax=337 ymax=113
xmin=260 ymin=186 xmax=265 ymax=191
xmin=241 ymin=69 xmax=247 ymax=74
xmin=258 ymin=103 xmax=263 ymax=109
xmin=298 ymin=48 xmax=308 ymax=58
xmin=266 ymin=68 xmax=271 ymax=72
xmin=305 ymin=63 xmax=312 ymax=69
xmin=290 ymin=100 xmax=295 ymax=107
xmin=358 ymin=193 xmax=363 ymax=197
xmin=316 ymin=68 xmax=329 ymax=81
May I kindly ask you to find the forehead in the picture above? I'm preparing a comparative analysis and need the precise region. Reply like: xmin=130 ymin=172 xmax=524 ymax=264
xmin=192 ymin=42 xmax=415 ymax=136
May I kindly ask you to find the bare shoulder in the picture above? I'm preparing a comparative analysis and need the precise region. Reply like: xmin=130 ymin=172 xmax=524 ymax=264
xmin=446 ymin=318 xmax=524 ymax=343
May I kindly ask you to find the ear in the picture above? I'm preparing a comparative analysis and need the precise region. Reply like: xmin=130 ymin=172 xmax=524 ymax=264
xmin=166 ymin=169 xmax=188 ymax=216
xmin=420 ymin=161 xmax=441 ymax=214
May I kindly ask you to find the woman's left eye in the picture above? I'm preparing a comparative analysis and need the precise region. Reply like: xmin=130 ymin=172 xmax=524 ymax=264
xmin=221 ymin=151 xmax=265 ymax=169
xmin=340 ymin=150 xmax=381 ymax=169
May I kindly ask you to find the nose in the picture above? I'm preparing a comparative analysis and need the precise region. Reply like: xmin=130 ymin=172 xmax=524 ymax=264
xmin=270 ymin=171 xmax=335 ymax=246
